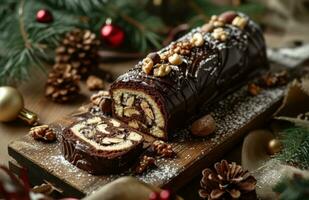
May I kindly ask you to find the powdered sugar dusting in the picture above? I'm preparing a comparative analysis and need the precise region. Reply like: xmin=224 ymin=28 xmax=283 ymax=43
xmin=9 ymin=84 xmax=285 ymax=195
xmin=209 ymin=86 xmax=284 ymax=143
xmin=137 ymin=159 xmax=179 ymax=185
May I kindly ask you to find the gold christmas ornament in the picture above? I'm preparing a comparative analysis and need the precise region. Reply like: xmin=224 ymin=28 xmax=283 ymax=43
xmin=0 ymin=86 xmax=38 ymax=125
xmin=267 ymin=138 xmax=282 ymax=155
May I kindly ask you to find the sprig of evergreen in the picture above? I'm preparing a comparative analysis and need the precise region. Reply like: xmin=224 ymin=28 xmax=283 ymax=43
xmin=0 ymin=0 xmax=265 ymax=85
xmin=276 ymin=126 xmax=309 ymax=170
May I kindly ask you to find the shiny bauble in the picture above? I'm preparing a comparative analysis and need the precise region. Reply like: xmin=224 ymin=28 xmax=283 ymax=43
xmin=100 ymin=24 xmax=125 ymax=48
xmin=36 ymin=9 xmax=53 ymax=23
xmin=0 ymin=86 xmax=38 ymax=125
xmin=267 ymin=139 xmax=282 ymax=155
xmin=0 ymin=86 xmax=24 ymax=122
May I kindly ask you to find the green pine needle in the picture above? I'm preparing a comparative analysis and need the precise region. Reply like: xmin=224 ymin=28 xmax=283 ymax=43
xmin=276 ymin=126 xmax=309 ymax=170
xmin=0 ymin=0 xmax=265 ymax=85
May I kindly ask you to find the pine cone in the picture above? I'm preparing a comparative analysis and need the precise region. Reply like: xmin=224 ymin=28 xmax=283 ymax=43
xmin=45 ymin=64 xmax=80 ymax=103
xmin=55 ymin=29 xmax=100 ymax=78
xmin=199 ymin=160 xmax=257 ymax=200
xmin=30 ymin=125 xmax=56 ymax=142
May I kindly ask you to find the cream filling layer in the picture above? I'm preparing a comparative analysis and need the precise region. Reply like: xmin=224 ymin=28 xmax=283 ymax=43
xmin=70 ymin=117 xmax=143 ymax=151
xmin=112 ymin=89 xmax=166 ymax=138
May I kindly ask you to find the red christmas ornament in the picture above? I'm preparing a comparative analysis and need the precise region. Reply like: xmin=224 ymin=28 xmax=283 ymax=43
xmin=100 ymin=24 xmax=125 ymax=48
xmin=160 ymin=189 xmax=172 ymax=200
xmin=149 ymin=191 xmax=160 ymax=200
xmin=36 ymin=9 xmax=53 ymax=23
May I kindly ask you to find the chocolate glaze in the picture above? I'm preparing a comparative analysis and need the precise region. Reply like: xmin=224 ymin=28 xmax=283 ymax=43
xmin=111 ymin=12 xmax=268 ymax=139
xmin=61 ymin=116 xmax=144 ymax=174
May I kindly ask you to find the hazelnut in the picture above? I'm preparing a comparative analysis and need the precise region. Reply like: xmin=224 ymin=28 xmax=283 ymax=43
xmin=232 ymin=16 xmax=247 ymax=29
xmin=147 ymin=52 xmax=161 ymax=64
xmin=153 ymin=64 xmax=172 ymax=77
xmin=142 ymin=57 xmax=154 ymax=75
xmin=191 ymin=114 xmax=216 ymax=137
xmin=190 ymin=33 xmax=204 ymax=47
xmin=219 ymin=11 xmax=237 ymax=23
xmin=168 ymin=53 xmax=183 ymax=65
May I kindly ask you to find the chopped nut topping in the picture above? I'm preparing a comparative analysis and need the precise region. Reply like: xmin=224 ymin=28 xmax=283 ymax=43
xmin=201 ymin=23 xmax=214 ymax=33
xmin=232 ymin=16 xmax=247 ymax=29
xmin=247 ymin=83 xmax=262 ymax=96
xmin=168 ymin=53 xmax=183 ymax=65
xmin=142 ymin=57 xmax=154 ymax=75
xmin=209 ymin=15 xmax=225 ymax=27
xmin=159 ymin=51 xmax=171 ymax=61
xmin=212 ymin=28 xmax=229 ymax=42
xmin=191 ymin=33 xmax=205 ymax=47
xmin=153 ymin=64 xmax=172 ymax=77
xmin=210 ymin=15 xmax=218 ymax=21
xmin=213 ymin=21 xmax=224 ymax=27
xmin=147 ymin=52 xmax=161 ymax=64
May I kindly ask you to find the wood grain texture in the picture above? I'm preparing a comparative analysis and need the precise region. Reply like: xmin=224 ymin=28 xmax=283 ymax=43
xmin=0 ymin=61 xmax=136 ymax=167
xmin=8 ymin=83 xmax=285 ymax=198
xmin=0 ymin=33 xmax=299 ymax=198
xmin=0 ymin=33 xmax=289 ymax=167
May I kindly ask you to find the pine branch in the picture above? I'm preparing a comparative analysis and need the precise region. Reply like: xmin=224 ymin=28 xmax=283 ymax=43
xmin=43 ymin=0 xmax=107 ymax=14
xmin=0 ymin=0 xmax=265 ymax=85
xmin=276 ymin=126 xmax=309 ymax=170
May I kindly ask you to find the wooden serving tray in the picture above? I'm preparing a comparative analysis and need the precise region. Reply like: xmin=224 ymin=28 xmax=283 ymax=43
xmin=8 ymin=85 xmax=285 ymax=198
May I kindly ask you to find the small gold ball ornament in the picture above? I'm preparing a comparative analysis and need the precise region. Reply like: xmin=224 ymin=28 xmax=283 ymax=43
xmin=267 ymin=138 xmax=282 ymax=155
xmin=0 ymin=86 xmax=38 ymax=125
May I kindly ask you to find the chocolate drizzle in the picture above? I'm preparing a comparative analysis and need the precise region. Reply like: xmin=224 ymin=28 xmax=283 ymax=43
xmin=111 ymin=12 xmax=268 ymax=138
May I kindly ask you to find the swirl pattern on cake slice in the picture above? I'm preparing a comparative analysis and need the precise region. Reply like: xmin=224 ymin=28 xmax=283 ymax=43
xmin=61 ymin=116 xmax=144 ymax=174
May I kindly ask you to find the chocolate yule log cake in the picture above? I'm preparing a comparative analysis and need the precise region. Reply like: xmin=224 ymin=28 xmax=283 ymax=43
xmin=61 ymin=116 xmax=144 ymax=174
xmin=110 ymin=11 xmax=268 ymax=140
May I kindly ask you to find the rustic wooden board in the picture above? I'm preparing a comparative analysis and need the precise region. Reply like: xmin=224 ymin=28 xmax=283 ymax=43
xmin=8 ymin=85 xmax=285 ymax=198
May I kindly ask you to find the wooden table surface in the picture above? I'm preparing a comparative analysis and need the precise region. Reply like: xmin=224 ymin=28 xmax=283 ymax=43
xmin=1 ymin=32 xmax=308 ymax=200
xmin=1 ymin=31 xmax=307 ymax=165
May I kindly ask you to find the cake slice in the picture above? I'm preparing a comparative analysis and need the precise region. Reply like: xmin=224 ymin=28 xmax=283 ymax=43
xmin=61 ymin=116 xmax=144 ymax=174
